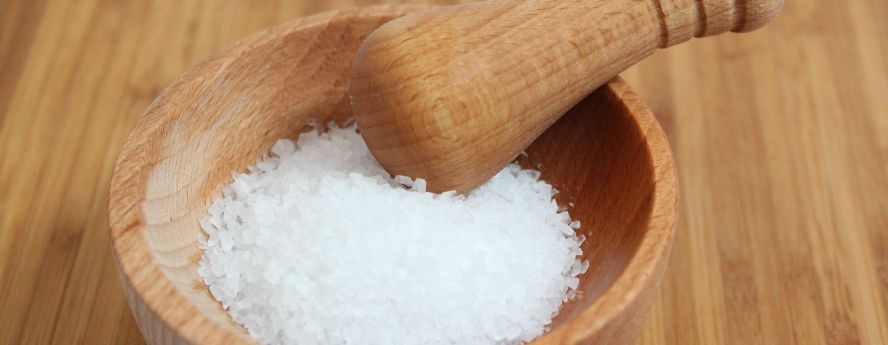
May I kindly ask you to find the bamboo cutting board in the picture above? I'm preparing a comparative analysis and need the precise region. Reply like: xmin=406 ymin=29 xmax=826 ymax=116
xmin=0 ymin=0 xmax=885 ymax=344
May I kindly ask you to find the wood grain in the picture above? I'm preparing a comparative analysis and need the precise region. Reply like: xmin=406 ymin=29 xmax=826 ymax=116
xmin=350 ymin=0 xmax=782 ymax=193
xmin=0 ymin=0 xmax=885 ymax=345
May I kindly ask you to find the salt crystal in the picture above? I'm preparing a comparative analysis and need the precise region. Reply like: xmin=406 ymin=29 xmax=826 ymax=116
xmin=199 ymin=124 xmax=587 ymax=345
xmin=411 ymin=178 xmax=427 ymax=192
xmin=393 ymin=175 xmax=414 ymax=187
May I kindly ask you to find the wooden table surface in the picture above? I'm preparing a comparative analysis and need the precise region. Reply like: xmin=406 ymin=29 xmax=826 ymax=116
xmin=1 ymin=0 xmax=885 ymax=344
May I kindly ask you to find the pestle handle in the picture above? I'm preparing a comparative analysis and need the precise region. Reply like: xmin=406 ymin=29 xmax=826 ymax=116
xmin=351 ymin=0 xmax=783 ymax=193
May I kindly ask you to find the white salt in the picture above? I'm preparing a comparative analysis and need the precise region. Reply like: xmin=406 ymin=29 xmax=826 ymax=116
xmin=199 ymin=124 xmax=587 ymax=345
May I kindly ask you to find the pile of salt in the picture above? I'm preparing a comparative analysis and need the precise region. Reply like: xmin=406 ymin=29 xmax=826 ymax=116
xmin=199 ymin=124 xmax=587 ymax=345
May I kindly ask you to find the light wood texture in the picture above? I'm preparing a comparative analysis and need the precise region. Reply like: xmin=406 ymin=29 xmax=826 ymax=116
xmin=350 ymin=0 xmax=782 ymax=193
xmin=0 ymin=0 xmax=886 ymax=345
xmin=106 ymin=5 xmax=677 ymax=344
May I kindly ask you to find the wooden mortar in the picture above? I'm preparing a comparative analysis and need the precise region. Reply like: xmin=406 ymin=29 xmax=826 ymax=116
xmin=109 ymin=5 xmax=677 ymax=345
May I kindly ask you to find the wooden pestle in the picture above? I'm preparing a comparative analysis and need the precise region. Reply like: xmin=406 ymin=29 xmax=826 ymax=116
xmin=350 ymin=0 xmax=782 ymax=193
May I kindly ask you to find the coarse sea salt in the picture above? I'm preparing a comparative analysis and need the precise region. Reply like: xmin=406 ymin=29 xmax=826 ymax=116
xmin=199 ymin=123 xmax=588 ymax=345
